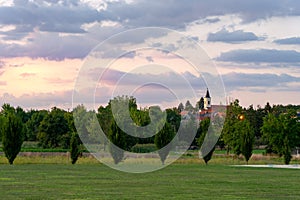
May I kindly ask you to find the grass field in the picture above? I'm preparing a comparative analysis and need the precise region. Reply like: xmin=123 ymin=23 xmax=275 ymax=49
xmin=1 ymin=159 xmax=300 ymax=199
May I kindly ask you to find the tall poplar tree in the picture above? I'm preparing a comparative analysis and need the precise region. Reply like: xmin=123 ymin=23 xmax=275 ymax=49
xmin=1 ymin=112 xmax=24 ymax=164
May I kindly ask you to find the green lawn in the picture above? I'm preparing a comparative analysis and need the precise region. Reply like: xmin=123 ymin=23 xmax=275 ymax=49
xmin=1 ymin=163 xmax=300 ymax=199
xmin=214 ymin=149 xmax=266 ymax=155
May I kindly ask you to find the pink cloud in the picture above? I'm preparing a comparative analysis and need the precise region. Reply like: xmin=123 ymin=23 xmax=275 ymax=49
xmin=20 ymin=72 xmax=36 ymax=78
xmin=44 ymin=77 xmax=73 ymax=84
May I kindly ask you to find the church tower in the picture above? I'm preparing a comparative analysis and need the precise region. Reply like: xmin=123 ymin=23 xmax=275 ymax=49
xmin=204 ymin=88 xmax=211 ymax=110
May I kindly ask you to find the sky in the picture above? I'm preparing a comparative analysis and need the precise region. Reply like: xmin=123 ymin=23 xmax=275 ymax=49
xmin=0 ymin=0 xmax=300 ymax=110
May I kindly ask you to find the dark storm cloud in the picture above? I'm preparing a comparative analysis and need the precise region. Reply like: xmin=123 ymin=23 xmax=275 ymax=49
xmin=216 ymin=49 xmax=300 ymax=63
xmin=207 ymin=29 xmax=262 ymax=43
xmin=274 ymin=37 xmax=300 ymax=45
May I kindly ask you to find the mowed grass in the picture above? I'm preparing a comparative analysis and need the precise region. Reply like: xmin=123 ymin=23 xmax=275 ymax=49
xmin=1 ymin=160 xmax=300 ymax=199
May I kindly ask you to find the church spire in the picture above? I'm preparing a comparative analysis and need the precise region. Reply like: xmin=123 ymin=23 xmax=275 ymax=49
xmin=204 ymin=88 xmax=211 ymax=109
xmin=205 ymin=88 xmax=210 ymax=98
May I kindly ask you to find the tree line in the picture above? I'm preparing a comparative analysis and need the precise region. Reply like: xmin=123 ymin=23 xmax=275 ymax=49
xmin=221 ymin=100 xmax=300 ymax=164
xmin=0 ymin=96 xmax=300 ymax=165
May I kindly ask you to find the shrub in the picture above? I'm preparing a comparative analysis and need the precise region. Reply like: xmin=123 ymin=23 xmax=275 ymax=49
xmin=131 ymin=144 xmax=156 ymax=153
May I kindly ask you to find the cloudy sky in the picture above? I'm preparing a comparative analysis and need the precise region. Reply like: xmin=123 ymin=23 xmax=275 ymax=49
xmin=0 ymin=0 xmax=300 ymax=110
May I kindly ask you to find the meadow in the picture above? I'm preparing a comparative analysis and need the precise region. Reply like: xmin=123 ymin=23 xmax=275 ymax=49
xmin=1 ymin=154 xmax=300 ymax=199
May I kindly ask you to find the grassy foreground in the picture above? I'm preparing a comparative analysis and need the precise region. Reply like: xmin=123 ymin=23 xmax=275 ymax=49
xmin=1 ymin=160 xmax=300 ymax=199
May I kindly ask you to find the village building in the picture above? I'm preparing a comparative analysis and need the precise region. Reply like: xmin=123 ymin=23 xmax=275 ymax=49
xmin=180 ymin=88 xmax=227 ymax=121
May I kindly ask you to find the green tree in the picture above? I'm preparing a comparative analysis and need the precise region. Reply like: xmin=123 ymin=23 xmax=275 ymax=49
xmin=97 ymin=105 xmax=113 ymax=149
xmin=38 ymin=107 xmax=70 ymax=148
xmin=1 ymin=103 xmax=15 ymax=115
xmin=197 ymin=118 xmax=214 ymax=165
xmin=221 ymin=99 xmax=243 ymax=155
xmin=73 ymin=105 xmax=92 ymax=144
xmin=245 ymin=105 xmax=263 ymax=139
xmin=264 ymin=102 xmax=272 ymax=113
xmin=262 ymin=110 xmax=299 ymax=164
xmin=109 ymin=123 xmax=137 ymax=162
xmin=109 ymin=96 xmax=138 ymax=150
xmin=261 ymin=112 xmax=281 ymax=154
xmin=0 ymin=115 xmax=3 ymax=141
xmin=15 ymin=106 xmax=29 ymax=123
xmin=25 ymin=110 xmax=47 ymax=141
xmin=1 ymin=112 xmax=24 ymax=164
xmin=196 ymin=97 xmax=204 ymax=110
xmin=95 ymin=96 xmax=144 ymax=164
xmin=154 ymin=122 xmax=175 ymax=165
xmin=177 ymin=102 xmax=184 ymax=112
xmin=1 ymin=103 xmax=17 ymax=141
xmin=97 ymin=105 xmax=112 ymax=135
xmin=64 ymin=111 xmax=76 ymax=134
xmin=70 ymin=133 xmax=81 ymax=164
xmin=238 ymin=118 xmax=255 ymax=164
xmin=130 ymin=107 xmax=154 ymax=144
xmin=180 ymin=118 xmax=197 ymax=146
xmin=166 ymin=108 xmax=181 ymax=132
xmin=108 ymin=120 xmax=126 ymax=164
xmin=86 ymin=113 xmax=109 ymax=150
xmin=185 ymin=100 xmax=194 ymax=111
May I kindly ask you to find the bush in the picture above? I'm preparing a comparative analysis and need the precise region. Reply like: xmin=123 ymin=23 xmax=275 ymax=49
xmin=131 ymin=144 xmax=156 ymax=153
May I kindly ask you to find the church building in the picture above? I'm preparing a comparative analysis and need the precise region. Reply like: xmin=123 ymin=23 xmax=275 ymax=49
xmin=203 ymin=88 xmax=211 ymax=110
xmin=179 ymin=88 xmax=227 ymax=121
xmin=199 ymin=88 xmax=226 ymax=120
